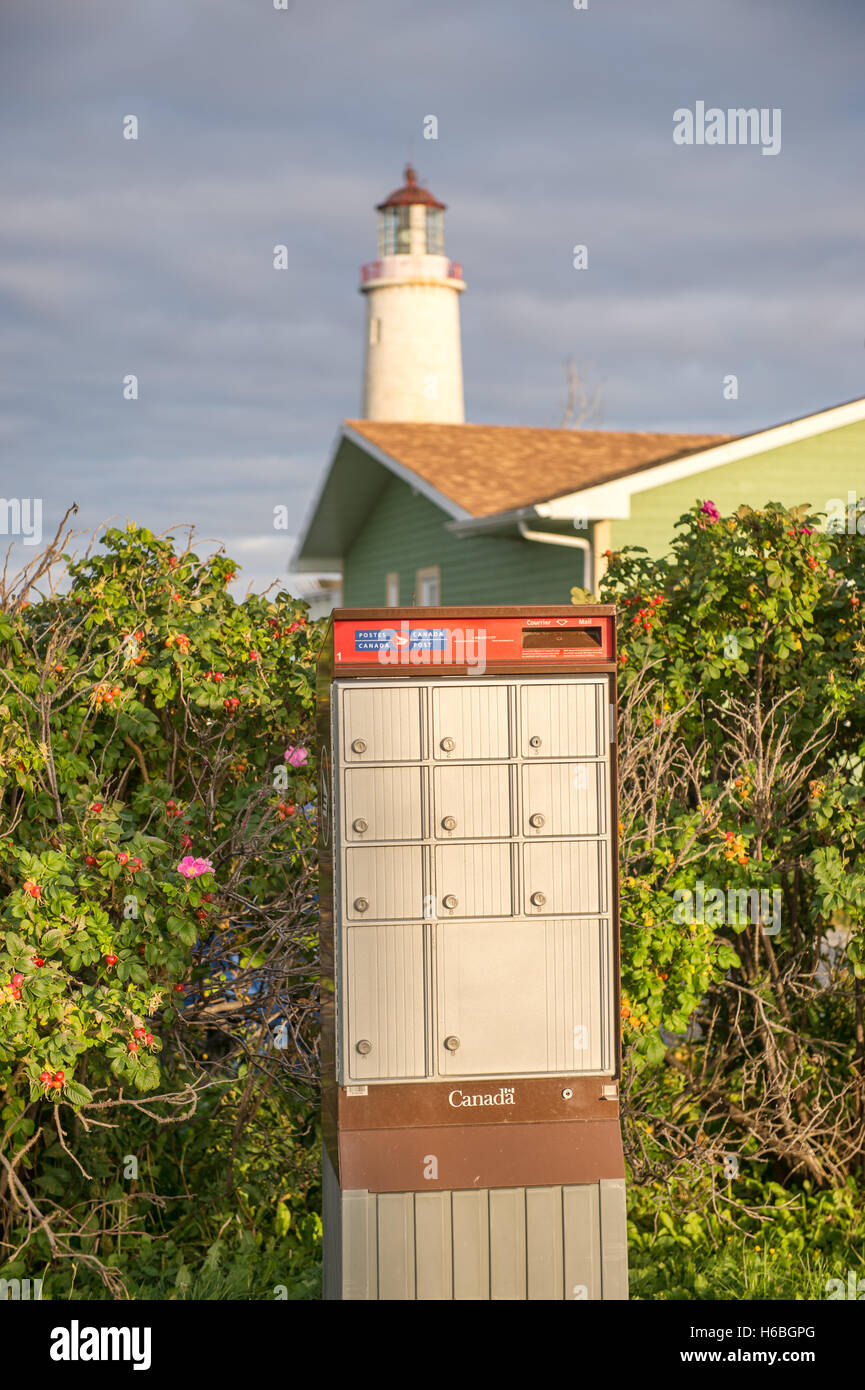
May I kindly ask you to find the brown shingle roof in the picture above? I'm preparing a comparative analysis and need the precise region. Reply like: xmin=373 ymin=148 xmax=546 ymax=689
xmin=345 ymin=421 xmax=735 ymax=518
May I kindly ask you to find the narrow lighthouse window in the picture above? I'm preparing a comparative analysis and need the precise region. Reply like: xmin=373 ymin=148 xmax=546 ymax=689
xmin=378 ymin=209 xmax=396 ymax=256
xmin=426 ymin=208 xmax=444 ymax=255
xmin=396 ymin=206 xmax=411 ymax=253
xmin=378 ymin=208 xmax=411 ymax=256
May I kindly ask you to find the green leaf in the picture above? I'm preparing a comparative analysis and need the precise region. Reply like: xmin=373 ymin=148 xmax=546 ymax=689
xmin=63 ymin=1080 xmax=93 ymax=1107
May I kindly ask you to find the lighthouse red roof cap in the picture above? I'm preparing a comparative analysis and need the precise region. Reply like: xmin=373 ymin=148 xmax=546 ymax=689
xmin=376 ymin=163 xmax=446 ymax=211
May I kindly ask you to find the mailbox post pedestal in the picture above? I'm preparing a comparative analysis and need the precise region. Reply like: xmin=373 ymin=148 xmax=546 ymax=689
xmin=317 ymin=607 xmax=627 ymax=1301
xmin=323 ymin=1149 xmax=628 ymax=1301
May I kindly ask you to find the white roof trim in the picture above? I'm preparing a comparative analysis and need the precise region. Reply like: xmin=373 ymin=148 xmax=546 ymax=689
xmin=535 ymin=396 xmax=865 ymax=522
xmin=445 ymin=508 xmax=535 ymax=535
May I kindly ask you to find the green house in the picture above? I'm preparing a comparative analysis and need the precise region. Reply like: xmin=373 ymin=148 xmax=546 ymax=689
xmin=294 ymin=397 xmax=865 ymax=607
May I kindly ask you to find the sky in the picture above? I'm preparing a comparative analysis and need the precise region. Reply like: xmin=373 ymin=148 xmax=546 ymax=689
xmin=1 ymin=0 xmax=863 ymax=596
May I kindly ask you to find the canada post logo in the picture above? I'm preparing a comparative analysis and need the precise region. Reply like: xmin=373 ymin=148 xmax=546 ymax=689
xmin=355 ymin=627 xmax=447 ymax=652
xmin=448 ymin=1086 xmax=516 ymax=1108
xmin=356 ymin=621 xmax=488 ymax=672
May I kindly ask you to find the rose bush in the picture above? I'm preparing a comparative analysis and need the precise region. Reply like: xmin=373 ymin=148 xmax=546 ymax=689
xmin=587 ymin=499 xmax=865 ymax=1190
xmin=0 ymin=518 xmax=322 ymax=1288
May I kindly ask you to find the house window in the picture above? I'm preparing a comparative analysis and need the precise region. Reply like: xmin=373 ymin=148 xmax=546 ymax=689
xmin=385 ymin=572 xmax=399 ymax=606
xmin=416 ymin=566 xmax=441 ymax=606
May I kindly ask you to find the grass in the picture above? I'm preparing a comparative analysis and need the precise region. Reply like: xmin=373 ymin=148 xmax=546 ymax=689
xmin=629 ymin=1233 xmax=855 ymax=1300
xmin=627 ymin=1174 xmax=865 ymax=1300
xmin=24 ymin=1169 xmax=860 ymax=1300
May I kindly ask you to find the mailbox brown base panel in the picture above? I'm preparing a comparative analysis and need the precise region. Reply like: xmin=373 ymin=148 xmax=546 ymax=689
xmin=336 ymin=1120 xmax=624 ymax=1192
xmin=322 ymin=1146 xmax=628 ymax=1301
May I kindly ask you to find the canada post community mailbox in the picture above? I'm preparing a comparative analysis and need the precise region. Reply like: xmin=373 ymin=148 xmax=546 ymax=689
xmin=317 ymin=606 xmax=627 ymax=1300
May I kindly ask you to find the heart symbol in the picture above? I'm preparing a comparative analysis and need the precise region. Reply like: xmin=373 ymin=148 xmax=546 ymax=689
xmin=556 ymin=618 xmax=568 ymax=626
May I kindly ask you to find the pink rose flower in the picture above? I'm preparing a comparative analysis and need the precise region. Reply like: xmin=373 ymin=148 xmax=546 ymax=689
xmin=177 ymin=856 xmax=214 ymax=879
xmin=699 ymin=500 xmax=720 ymax=523
xmin=284 ymin=745 xmax=308 ymax=768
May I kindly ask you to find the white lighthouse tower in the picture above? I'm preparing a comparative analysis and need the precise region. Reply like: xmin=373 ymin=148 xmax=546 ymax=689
xmin=360 ymin=164 xmax=466 ymax=423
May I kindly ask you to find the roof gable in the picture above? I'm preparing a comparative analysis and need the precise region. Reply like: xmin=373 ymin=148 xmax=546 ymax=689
xmin=293 ymin=427 xmax=469 ymax=572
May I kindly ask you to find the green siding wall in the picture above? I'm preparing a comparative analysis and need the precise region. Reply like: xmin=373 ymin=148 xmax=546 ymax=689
xmin=343 ymin=477 xmax=586 ymax=605
xmin=609 ymin=420 xmax=865 ymax=557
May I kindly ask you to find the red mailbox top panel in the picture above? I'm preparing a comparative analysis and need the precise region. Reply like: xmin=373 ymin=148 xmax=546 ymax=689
xmin=331 ymin=606 xmax=615 ymax=668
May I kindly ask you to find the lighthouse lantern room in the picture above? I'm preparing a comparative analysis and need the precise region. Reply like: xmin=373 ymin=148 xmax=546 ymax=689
xmin=360 ymin=164 xmax=466 ymax=423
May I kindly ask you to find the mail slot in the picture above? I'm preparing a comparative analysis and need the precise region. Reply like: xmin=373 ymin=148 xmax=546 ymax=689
xmin=523 ymin=624 xmax=603 ymax=650
xmin=318 ymin=605 xmax=626 ymax=1301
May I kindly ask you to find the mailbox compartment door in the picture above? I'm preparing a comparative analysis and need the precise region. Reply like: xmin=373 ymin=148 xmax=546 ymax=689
xmin=520 ymin=679 xmax=607 ymax=758
xmin=433 ymin=763 xmax=513 ymax=840
xmin=436 ymin=918 xmax=613 ymax=1075
xmin=521 ymin=762 xmax=607 ymax=838
xmin=344 ymin=766 xmax=425 ymax=842
xmin=340 ymin=685 xmax=423 ymax=762
xmin=344 ymin=845 xmax=426 ymax=921
xmin=435 ymin=842 xmax=514 ymax=918
xmin=431 ymin=683 xmax=511 ymax=760
xmin=523 ymin=840 xmax=607 ymax=916
xmin=345 ymin=924 xmax=427 ymax=1080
